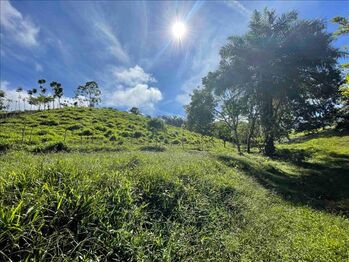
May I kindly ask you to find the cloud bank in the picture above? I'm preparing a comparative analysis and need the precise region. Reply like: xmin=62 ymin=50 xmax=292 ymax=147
xmin=104 ymin=65 xmax=162 ymax=113
xmin=0 ymin=1 xmax=40 ymax=47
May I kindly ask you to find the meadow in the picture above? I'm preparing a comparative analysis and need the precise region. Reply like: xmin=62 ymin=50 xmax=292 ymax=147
xmin=1 ymin=108 xmax=349 ymax=261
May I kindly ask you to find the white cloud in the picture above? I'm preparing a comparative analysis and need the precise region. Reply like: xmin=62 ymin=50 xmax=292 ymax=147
xmin=95 ymin=22 xmax=129 ymax=63
xmin=113 ymin=65 xmax=156 ymax=86
xmin=225 ymin=0 xmax=252 ymax=18
xmin=105 ymin=84 xmax=162 ymax=111
xmin=0 ymin=1 xmax=40 ymax=47
xmin=103 ymin=65 xmax=162 ymax=113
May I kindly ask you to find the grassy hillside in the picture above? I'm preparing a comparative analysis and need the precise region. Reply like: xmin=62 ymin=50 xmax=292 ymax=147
xmin=1 ymin=108 xmax=348 ymax=261
xmin=0 ymin=108 xmax=221 ymax=152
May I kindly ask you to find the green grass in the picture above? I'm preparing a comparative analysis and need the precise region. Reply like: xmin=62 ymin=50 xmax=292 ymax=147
xmin=0 ymin=108 xmax=221 ymax=152
xmin=1 ymin=108 xmax=348 ymax=261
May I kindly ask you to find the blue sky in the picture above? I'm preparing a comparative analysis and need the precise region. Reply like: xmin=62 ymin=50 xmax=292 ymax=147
xmin=1 ymin=0 xmax=348 ymax=115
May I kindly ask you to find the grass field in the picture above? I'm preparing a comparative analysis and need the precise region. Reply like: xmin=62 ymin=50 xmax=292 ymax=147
xmin=1 ymin=108 xmax=348 ymax=261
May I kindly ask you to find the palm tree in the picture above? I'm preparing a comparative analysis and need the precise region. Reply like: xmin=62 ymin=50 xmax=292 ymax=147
xmin=50 ymin=81 xmax=57 ymax=109
xmin=16 ymin=87 xmax=23 ymax=111
xmin=38 ymin=79 xmax=46 ymax=110
xmin=27 ymin=90 xmax=33 ymax=110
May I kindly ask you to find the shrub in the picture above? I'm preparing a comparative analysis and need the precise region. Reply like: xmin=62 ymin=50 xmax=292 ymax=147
xmin=120 ymin=131 xmax=130 ymax=137
xmin=133 ymin=131 xmax=143 ymax=138
xmin=139 ymin=145 xmax=166 ymax=152
xmin=172 ymin=140 xmax=180 ymax=145
xmin=0 ymin=141 xmax=10 ymax=153
xmin=33 ymin=141 xmax=69 ymax=153
xmin=40 ymin=120 xmax=58 ymax=126
xmin=104 ymin=130 xmax=113 ymax=138
xmin=79 ymin=129 xmax=94 ymax=136
xmin=95 ymin=125 xmax=107 ymax=132
xmin=37 ymin=130 xmax=49 ymax=136
xmin=67 ymin=124 xmax=83 ymax=131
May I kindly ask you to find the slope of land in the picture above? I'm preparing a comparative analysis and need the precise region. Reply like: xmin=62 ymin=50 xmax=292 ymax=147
xmin=0 ymin=108 xmax=348 ymax=261
xmin=0 ymin=108 xmax=219 ymax=152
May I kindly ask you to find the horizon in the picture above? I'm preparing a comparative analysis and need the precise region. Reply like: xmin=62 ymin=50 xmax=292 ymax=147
xmin=1 ymin=0 xmax=348 ymax=116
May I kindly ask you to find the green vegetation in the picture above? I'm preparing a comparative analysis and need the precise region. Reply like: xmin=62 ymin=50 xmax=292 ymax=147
xmin=1 ymin=8 xmax=348 ymax=262
xmin=0 ymin=107 xmax=221 ymax=152
xmin=1 ymin=108 xmax=349 ymax=261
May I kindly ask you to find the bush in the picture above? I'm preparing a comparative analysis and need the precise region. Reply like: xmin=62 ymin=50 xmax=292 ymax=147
xmin=172 ymin=140 xmax=180 ymax=145
xmin=107 ymin=122 xmax=114 ymax=128
xmin=120 ymin=131 xmax=130 ymax=137
xmin=139 ymin=145 xmax=166 ymax=152
xmin=67 ymin=124 xmax=83 ymax=131
xmin=33 ymin=141 xmax=69 ymax=153
xmin=133 ymin=131 xmax=143 ymax=138
xmin=104 ymin=130 xmax=113 ymax=138
xmin=79 ymin=129 xmax=94 ymax=136
xmin=37 ymin=130 xmax=49 ymax=136
xmin=95 ymin=125 xmax=107 ymax=132
xmin=40 ymin=120 xmax=58 ymax=126
xmin=0 ymin=141 xmax=10 ymax=153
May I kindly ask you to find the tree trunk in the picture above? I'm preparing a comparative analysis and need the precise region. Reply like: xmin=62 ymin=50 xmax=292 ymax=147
xmin=232 ymin=128 xmax=241 ymax=154
xmin=246 ymin=116 xmax=256 ymax=153
xmin=264 ymin=133 xmax=275 ymax=156
xmin=260 ymin=92 xmax=275 ymax=156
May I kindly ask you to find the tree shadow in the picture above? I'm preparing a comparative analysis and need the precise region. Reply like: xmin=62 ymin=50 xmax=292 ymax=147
xmin=287 ymin=129 xmax=349 ymax=143
xmin=216 ymin=150 xmax=349 ymax=217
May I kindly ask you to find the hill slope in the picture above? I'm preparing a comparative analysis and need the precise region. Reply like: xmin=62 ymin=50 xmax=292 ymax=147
xmin=0 ymin=108 xmax=348 ymax=261
xmin=0 ymin=108 xmax=221 ymax=152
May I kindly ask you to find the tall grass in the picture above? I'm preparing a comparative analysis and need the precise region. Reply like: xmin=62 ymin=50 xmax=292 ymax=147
xmin=1 ymin=151 xmax=348 ymax=261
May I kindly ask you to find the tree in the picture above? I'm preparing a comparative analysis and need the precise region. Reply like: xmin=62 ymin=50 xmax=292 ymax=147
xmin=332 ymin=16 xmax=349 ymax=38
xmin=0 ymin=89 xmax=5 ymax=111
xmin=16 ymin=87 xmax=23 ymax=111
xmin=50 ymin=81 xmax=63 ymax=109
xmin=186 ymin=88 xmax=215 ymax=136
xmin=130 ymin=107 xmax=140 ymax=115
xmin=213 ymin=121 xmax=231 ymax=148
xmin=332 ymin=15 xmax=349 ymax=130
xmin=147 ymin=118 xmax=166 ymax=145
xmin=38 ymin=79 xmax=47 ymax=110
xmin=203 ymin=9 xmax=342 ymax=156
xmin=76 ymin=81 xmax=101 ymax=107
xmin=160 ymin=115 xmax=185 ymax=127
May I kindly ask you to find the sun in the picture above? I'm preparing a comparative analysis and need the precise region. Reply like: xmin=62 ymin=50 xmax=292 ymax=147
xmin=172 ymin=21 xmax=187 ymax=41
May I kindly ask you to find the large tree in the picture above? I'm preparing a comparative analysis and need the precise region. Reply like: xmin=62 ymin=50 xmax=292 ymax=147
xmin=0 ymin=89 xmax=5 ymax=111
xmin=332 ymin=15 xmax=349 ymax=130
xmin=203 ymin=9 xmax=342 ymax=156
xmin=75 ymin=81 xmax=101 ymax=107
xmin=185 ymin=88 xmax=216 ymax=136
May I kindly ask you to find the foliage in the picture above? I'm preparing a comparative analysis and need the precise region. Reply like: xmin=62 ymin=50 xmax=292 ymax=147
xmin=332 ymin=16 xmax=349 ymax=37
xmin=75 ymin=81 xmax=101 ymax=107
xmin=202 ymin=9 xmax=343 ymax=156
xmin=129 ymin=107 xmax=141 ymax=115
xmin=186 ymin=88 xmax=215 ymax=136
xmin=0 ymin=89 xmax=5 ymax=111
xmin=1 ymin=134 xmax=349 ymax=260
xmin=160 ymin=115 xmax=185 ymax=127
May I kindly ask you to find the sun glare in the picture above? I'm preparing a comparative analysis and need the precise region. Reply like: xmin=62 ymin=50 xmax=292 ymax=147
xmin=172 ymin=21 xmax=186 ymax=41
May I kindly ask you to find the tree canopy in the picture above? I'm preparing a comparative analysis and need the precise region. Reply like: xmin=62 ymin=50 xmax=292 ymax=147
xmin=201 ymin=8 xmax=342 ymax=155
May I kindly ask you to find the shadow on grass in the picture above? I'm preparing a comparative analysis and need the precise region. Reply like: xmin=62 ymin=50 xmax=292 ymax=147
xmin=287 ymin=129 xmax=349 ymax=144
xmin=217 ymin=150 xmax=349 ymax=216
